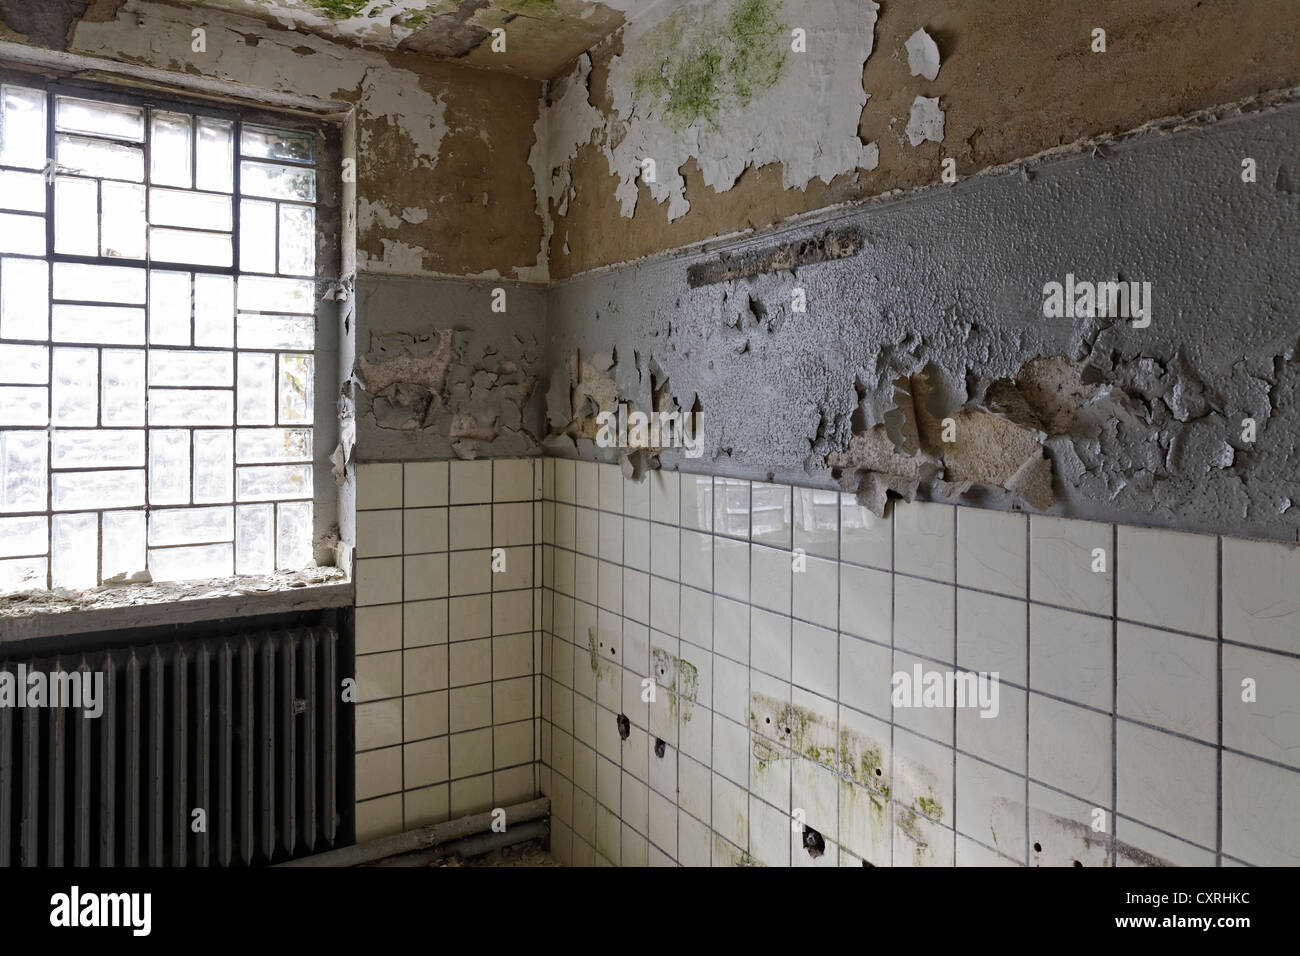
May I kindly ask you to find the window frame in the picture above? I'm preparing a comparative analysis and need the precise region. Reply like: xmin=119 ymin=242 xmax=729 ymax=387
xmin=0 ymin=70 xmax=343 ymax=593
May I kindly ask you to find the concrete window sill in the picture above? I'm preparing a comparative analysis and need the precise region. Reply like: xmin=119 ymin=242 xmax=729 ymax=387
xmin=0 ymin=568 xmax=352 ymax=645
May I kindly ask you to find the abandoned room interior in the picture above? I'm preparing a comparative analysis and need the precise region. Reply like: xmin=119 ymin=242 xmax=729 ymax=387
xmin=0 ymin=0 xmax=1297 ymax=885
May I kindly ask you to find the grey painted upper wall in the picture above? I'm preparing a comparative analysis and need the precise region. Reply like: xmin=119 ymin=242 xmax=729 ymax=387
xmin=353 ymin=274 xmax=546 ymax=462
xmin=543 ymin=98 xmax=1300 ymax=543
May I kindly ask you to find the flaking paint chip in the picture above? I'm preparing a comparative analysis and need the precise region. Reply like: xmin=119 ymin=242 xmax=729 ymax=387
xmin=906 ymin=95 xmax=945 ymax=146
xmin=905 ymin=28 xmax=941 ymax=80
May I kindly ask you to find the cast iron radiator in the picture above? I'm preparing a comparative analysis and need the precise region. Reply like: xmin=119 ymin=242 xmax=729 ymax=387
xmin=0 ymin=625 xmax=342 ymax=866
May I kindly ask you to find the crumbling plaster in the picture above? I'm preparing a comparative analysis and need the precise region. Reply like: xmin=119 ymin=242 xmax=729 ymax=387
xmin=537 ymin=0 xmax=1300 ymax=278
xmin=543 ymin=97 xmax=1300 ymax=543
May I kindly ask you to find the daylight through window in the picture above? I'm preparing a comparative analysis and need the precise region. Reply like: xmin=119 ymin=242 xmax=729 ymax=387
xmin=0 ymin=83 xmax=319 ymax=593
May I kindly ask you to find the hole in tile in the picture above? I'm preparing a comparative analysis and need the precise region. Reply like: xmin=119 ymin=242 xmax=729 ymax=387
xmin=616 ymin=713 xmax=630 ymax=740
xmin=1033 ymin=842 xmax=1042 ymax=853
xmin=654 ymin=737 xmax=666 ymax=758
xmin=862 ymin=859 xmax=874 ymax=868
xmin=1072 ymin=859 xmax=1082 ymax=867
xmin=802 ymin=824 xmax=825 ymax=859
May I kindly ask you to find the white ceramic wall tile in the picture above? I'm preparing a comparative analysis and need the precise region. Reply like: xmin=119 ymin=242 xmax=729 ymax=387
xmin=1117 ymin=525 xmax=1217 ymax=637
xmin=894 ymin=501 xmax=955 ymax=582
xmin=957 ymin=508 xmax=1026 ymax=597
xmin=1116 ymin=720 xmax=1216 ymax=849
xmin=793 ymin=487 xmax=839 ymax=559
xmin=1028 ymin=604 xmax=1112 ymax=710
xmin=679 ymin=473 xmax=714 ymax=532
xmin=1222 ymin=752 xmax=1300 ymax=865
xmin=1222 ymin=537 xmax=1300 ymax=654
xmin=1029 ymin=515 xmax=1113 ymax=615
xmin=493 ymin=458 xmax=534 ymax=502
xmin=1223 ymin=644 xmax=1300 ymax=770
xmin=356 ymin=509 xmax=402 ymax=558
xmin=840 ymin=494 xmax=891 ymax=569
xmin=538 ymin=467 xmax=1300 ymax=866
xmin=751 ymin=482 xmax=791 ymax=548
xmin=1116 ymin=622 xmax=1216 ymax=742
xmin=1028 ymin=693 xmax=1111 ymax=806
xmin=449 ymin=460 xmax=491 ymax=505
xmin=357 ymin=462 xmax=402 ymax=511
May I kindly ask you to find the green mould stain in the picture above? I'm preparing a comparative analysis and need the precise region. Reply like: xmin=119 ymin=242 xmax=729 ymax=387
xmin=633 ymin=0 xmax=788 ymax=130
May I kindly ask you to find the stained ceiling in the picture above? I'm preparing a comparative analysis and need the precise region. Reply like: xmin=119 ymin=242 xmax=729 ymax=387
xmin=187 ymin=0 xmax=669 ymax=79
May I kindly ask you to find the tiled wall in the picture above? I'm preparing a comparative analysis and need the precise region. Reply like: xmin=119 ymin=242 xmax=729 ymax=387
xmin=537 ymin=461 xmax=1300 ymax=867
xmin=352 ymin=458 xmax=542 ymax=841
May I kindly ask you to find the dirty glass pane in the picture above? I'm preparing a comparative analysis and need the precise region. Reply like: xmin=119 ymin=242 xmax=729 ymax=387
xmin=148 ymin=388 xmax=234 ymax=427
xmin=150 ymin=187 xmax=231 ymax=230
xmin=149 ymin=349 xmax=233 ymax=387
xmin=276 ymin=500 xmax=312 ymax=569
xmin=236 ymin=312 xmax=313 ymax=350
xmin=0 ymin=430 xmax=47 ymax=512
xmin=54 ymin=177 xmax=97 ymax=256
xmin=149 ymin=506 xmax=233 ymax=546
xmin=0 ymin=344 xmax=48 ymax=384
xmin=56 ymin=96 xmax=145 ymax=141
xmin=235 ymin=503 xmax=274 ymax=575
xmin=193 ymin=274 xmax=234 ymax=347
xmin=239 ymin=160 xmax=315 ymax=202
xmin=148 ymin=543 xmax=232 ymax=581
xmin=237 ymin=352 xmax=275 ymax=425
xmin=52 ymin=429 xmax=146 ymax=469
xmin=54 ymin=262 xmax=147 ymax=304
xmin=196 ymin=117 xmax=234 ymax=192
xmin=52 ymin=305 xmax=145 ymax=345
xmin=278 ymin=353 xmax=312 ymax=425
xmin=148 ymin=270 xmax=191 ymax=346
xmin=0 ymin=557 xmax=46 ymax=593
xmin=235 ymin=427 xmax=311 ymax=463
xmin=193 ymin=429 xmax=233 ymax=503
xmin=235 ymin=463 xmax=311 ymax=501
xmin=0 ymin=515 xmax=47 ymax=557
xmin=101 ymin=349 xmax=145 ymax=426
xmin=0 ymin=257 xmax=49 ymax=341
xmin=241 ymin=124 xmax=313 ymax=164
xmin=52 ymin=512 xmax=98 ymax=589
xmin=238 ymin=199 xmax=276 ymax=273
xmin=0 ymin=170 xmax=45 ymax=213
xmin=101 ymin=510 xmax=146 ymax=581
xmin=150 ymin=111 xmax=193 ymax=188
xmin=101 ymin=181 xmax=147 ymax=259
xmin=0 ymin=212 xmax=46 ymax=255
xmin=1 ymin=85 xmax=47 ymax=169
xmin=52 ymin=469 xmax=145 ymax=510
xmin=278 ymin=204 xmax=314 ymax=276
xmin=149 ymin=227 xmax=232 ymax=267
xmin=50 ymin=347 xmax=97 ymax=425
xmin=0 ymin=386 xmax=47 ymax=425
xmin=149 ymin=428 xmax=190 ymax=505
xmin=237 ymin=276 xmax=314 ymax=313
xmin=56 ymin=134 xmax=144 ymax=181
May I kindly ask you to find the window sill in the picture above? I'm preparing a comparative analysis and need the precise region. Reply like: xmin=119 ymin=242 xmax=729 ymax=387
xmin=0 ymin=568 xmax=352 ymax=645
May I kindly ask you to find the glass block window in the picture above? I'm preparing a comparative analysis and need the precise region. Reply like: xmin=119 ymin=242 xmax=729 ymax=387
xmin=0 ymin=84 xmax=320 ymax=592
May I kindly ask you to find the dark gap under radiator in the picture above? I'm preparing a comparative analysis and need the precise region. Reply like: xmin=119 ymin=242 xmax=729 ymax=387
xmin=0 ymin=620 xmax=349 ymax=867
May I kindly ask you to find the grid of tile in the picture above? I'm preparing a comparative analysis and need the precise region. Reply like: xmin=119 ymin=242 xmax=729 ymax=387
xmin=537 ymin=460 xmax=1300 ymax=867
xmin=352 ymin=458 xmax=542 ymax=842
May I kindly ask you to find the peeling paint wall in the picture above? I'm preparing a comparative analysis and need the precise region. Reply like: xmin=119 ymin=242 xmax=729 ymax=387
xmin=13 ymin=0 xmax=548 ymax=280
xmin=539 ymin=0 xmax=1300 ymax=278
xmin=544 ymin=99 xmax=1300 ymax=543
xmin=354 ymin=275 xmax=546 ymax=460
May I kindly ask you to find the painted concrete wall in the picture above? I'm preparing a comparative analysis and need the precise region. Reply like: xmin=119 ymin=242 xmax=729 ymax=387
xmin=544 ymin=98 xmax=1300 ymax=543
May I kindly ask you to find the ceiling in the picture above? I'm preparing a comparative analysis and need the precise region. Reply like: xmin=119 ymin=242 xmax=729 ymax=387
xmin=188 ymin=0 xmax=668 ymax=80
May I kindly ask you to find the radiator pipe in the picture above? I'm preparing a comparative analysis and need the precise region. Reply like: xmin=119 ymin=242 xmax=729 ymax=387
xmin=365 ymin=820 xmax=551 ymax=866
xmin=276 ymin=796 xmax=550 ymax=867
